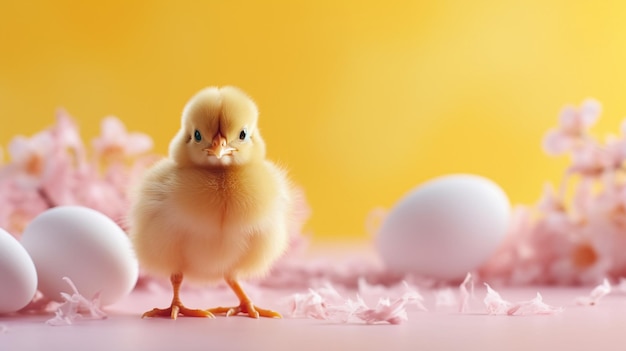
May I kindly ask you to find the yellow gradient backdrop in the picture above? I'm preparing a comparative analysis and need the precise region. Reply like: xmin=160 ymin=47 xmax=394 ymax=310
xmin=2 ymin=1 xmax=626 ymax=240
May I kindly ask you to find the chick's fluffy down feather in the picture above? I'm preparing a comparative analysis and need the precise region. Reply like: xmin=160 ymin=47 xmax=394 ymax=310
xmin=129 ymin=86 xmax=292 ymax=283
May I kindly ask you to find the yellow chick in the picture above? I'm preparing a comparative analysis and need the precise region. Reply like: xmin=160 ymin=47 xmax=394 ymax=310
xmin=129 ymin=86 xmax=291 ymax=319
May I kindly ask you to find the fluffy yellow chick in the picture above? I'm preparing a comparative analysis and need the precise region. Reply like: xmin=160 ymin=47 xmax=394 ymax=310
xmin=129 ymin=86 xmax=291 ymax=319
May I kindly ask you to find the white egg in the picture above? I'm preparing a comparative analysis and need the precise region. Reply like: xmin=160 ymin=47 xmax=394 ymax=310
xmin=0 ymin=228 xmax=38 ymax=314
xmin=21 ymin=206 xmax=138 ymax=306
xmin=375 ymin=174 xmax=510 ymax=280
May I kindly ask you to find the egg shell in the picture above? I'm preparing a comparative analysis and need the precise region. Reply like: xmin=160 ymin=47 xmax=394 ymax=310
xmin=375 ymin=174 xmax=510 ymax=280
xmin=21 ymin=206 xmax=138 ymax=306
xmin=0 ymin=228 xmax=38 ymax=314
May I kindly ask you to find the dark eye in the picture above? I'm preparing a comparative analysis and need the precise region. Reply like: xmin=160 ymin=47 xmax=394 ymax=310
xmin=194 ymin=130 xmax=202 ymax=142
xmin=239 ymin=129 xmax=247 ymax=141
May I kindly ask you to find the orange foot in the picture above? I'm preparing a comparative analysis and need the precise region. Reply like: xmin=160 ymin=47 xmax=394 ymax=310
xmin=208 ymin=301 xmax=282 ymax=319
xmin=142 ymin=302 xmax=215 ymax=320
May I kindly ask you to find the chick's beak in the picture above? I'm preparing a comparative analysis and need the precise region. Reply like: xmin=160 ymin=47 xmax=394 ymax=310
xmin=204 ymin=134 xmax=236 ymax=159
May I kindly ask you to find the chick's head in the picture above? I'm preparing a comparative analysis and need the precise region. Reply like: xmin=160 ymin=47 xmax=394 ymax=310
xmin=170 ymin=86 xmax=266 ymax=167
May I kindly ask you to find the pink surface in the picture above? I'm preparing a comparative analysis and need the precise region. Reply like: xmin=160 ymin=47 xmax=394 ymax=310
xmin=1 ymin=285 xmax=625 ymax=351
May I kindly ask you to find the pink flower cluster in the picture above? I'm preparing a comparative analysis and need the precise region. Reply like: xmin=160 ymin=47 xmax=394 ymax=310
xmin=481 ymin=99 xmax=626 ymax=285
xmin=0 ymin=109 xmax=160 ymax=237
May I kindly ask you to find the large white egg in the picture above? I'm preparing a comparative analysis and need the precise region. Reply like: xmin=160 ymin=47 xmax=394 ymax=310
xmin=375 ymin=174 xmax=510 ymax=280
xmin=21 ymin=206 xmax=138 ymax=306
xmin=0 ymin=228 xmax=38 ymax=314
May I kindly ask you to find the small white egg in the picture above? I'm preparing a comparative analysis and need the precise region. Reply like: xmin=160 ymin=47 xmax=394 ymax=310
xmin=375 ymin=174 xmax=510 ymax=280
xmin=0 ymin=228 xmax=38 ymax=314
xmin=21 ymin=206 xmax=138 ymax=306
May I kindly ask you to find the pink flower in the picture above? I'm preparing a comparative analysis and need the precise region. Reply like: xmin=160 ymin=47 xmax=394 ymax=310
xmin=0 ymin=109 xmax=162 ymax=237
xmin=92 ymin=116 xmax=153 ymax=162
xmin=52 ymin=109 xmax=86 ymax=163
xmin=567 ymin=138 xmax=626 ymax=177
xmin=3 ymin=131 xmax=56 ymax=188
xmin=542 ymin=98 xmax=601 ymax=155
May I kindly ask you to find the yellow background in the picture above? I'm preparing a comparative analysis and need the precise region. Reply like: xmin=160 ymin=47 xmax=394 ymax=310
xmin=2 ymin=1 xmax=626 ymax=240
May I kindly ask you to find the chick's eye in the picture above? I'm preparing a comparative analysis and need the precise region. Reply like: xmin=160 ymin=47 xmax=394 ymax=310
xmin=239 ymin=129 xmax=247 ymax=141
xmin=194 ymin=130 xmax=202 ymax=142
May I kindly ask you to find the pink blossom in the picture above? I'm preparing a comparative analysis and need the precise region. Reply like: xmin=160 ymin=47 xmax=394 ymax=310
xmin=92 ymin=116 xmax=153 ymax=161
xmin=0 ymin=109 xmax=160 ymax=237
xmin=542 ymin=98 xmax=601 ymax=155
xmin=3 ymin=131 xmax=56 ymax=188
xmin=480 ymin=100 xmax=626 ymax=286
xmin=52 ymin=109 xmax=86 ymax=163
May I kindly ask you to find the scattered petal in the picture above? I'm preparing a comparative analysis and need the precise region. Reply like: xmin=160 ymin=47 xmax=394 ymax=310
xmin=46 ymin=277 xmax=107 ymax=326
xmin=576 ymin=278 xmax=611 ymax=306
xmin=459 ymin=272 xmax=473 ymax=313
xmin=354 ymin=296 xmax=410 ymax=325
xmin=483 ymin=284 xmax=562 ymax=316
xmin=483 ymin=283 xmax=512 ymax=315
xmin=287 ymin=282 xmax=418 ymax=325
xmin=506 ymin=293 xmax=563 ymax=316
xmin=400 ymin=281 xmax=428 ymax=311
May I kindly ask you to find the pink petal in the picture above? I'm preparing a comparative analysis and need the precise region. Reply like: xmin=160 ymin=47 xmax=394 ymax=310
xmin=506 ymin=293 xmax=563 ymax=316
xmin=537 ymin=183 xmax=564 ymax=213
xmin=558 ymin=105 xmax=578 ymax=131
xmin=46 ymin=277 xmax=107 ymax=326
xmin=101 ymin=116 xmax=127 ymax=139
xmin=92 ymin=116 xmax=126 ymax=153
xmin=355 ymin=297 xmax=410 ymax=324
xmin=459 ymin=272 xmax=473 ymax=313
xmin=8 ymin=136 xmax=35 ymax=161
xmin=570 ymin=142 xmax=604 ymax=174
xmin=579 ymin=98 xmax=601 ymax=128
xmin=400 ymin=281 xmax=427 ymax=311
xmin=542 ymin=129 xmax=572 ymax=155
xmin=576 ymin=278 xmax=611 ymax=306
xmin=124 ymin=133 xmax=154 ymax=156
xmin=287 ymin=282 xmax=416 ymax=324
xmin=483 ymin=283 xmax=512 ymax=314
xmin=54 ymin=109 xmax=85 ymax=152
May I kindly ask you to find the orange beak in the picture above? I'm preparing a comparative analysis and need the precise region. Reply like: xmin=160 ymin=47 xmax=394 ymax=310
xmin=204 ymin=133 xmax=236 ymax=159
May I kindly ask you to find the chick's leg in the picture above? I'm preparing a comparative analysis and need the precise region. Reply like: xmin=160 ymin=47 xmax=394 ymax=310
xmin=142 ymin=273 xmax=214 ymax=319
xmin=208 ymin=277 xmax=282 ymax=319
